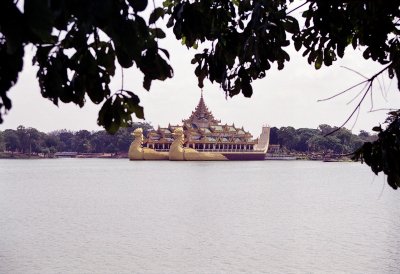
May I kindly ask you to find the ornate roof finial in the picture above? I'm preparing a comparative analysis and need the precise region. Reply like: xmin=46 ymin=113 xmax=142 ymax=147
xmin=182 ymin=89 xmax=221 ymax=128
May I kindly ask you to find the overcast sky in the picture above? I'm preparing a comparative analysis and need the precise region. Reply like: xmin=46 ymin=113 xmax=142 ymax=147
xmin=1 ymin=13 xmax=399 ymax=136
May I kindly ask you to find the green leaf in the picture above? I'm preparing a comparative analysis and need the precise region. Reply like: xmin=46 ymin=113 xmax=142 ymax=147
xmin=149 ymin=7 xmax=165 ymax=24
xmin=337 ymin=44 xmax=345 ymax=58
xmin=238 ymin=20 xmax=244 ymax=30
xmin=150 ymin=28 xmax=166 ymax=39
xmin=388 ymin=67 xmax=394 ymax=79
xmin=159 ymin=48 xmax=170 ymax=59
xmin=293 ymin=38 xmax=302 ymax=51
xmin=241 ymin=83 xmax=253 ymax=98
xmin=315 ymin=52 xmax=323 ymax=69
xmin=126 ymin=95 xmax=145 ymax=120
xmin=143 ymin=76 xmax=152 ymax=91
xmin=1 ymin=94 xmax=12 ymax=110
xmin=98 ymin=92 xmax=145 ymax=133
xmin=166 ymin=16 xmax=174 ymax=28
xmin=351 ymin=37 xmax=358 ymax=50
xmin=115 ymin=46 xmax=134 ymax=68
xmin=323 ymin=48 xmax=333 ymax=66
xmin=163 ymin=0 xmax=172 ymax=8
xmin=283 ymin=17 xmax=300 ymax=34
xmin=129 ymin=0 xmax=148 ymax=13
xmin=95 ymin=43 xmax=116 ymax=75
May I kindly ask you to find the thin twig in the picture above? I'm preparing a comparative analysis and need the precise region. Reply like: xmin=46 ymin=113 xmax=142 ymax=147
xmin=381 ymin=73 xmax=387 ymax=95
xmin=368 ymin=108 xmax=397 ymax=113
xmin=378 ymin=175 xmax=386 ymax=200
xmin=378 ymin=75 xmax=389 ymax=102
xmin=319 ymin=63 xmax=392 ymax=102
xmin=386 ymin=78 xmax=393 ymax=98
xmin=287 ymin=1 xmax=308 ymax=15
xmin=376 ymin=75 xmax=383 ymax=94
xmin=375 ymin=75 xmax=386 ymax=101
xmin=340 ymin=66 xmax=368 ymax=79
xmin=369 ymin=83 xmax=374 ymax=111
xmin=325 ymin=81 xmax=372 ymax=136
xmin=320 ymin=63 xmax=394 ymax=134
xmin=350 ymin=106 xmax=361 ymax=131
xmin=318 ymin=80 xmax=368 ymax=102
xmin=368 ymin=63 xmax=393 ymax=82
xmin=346 ymin=81 xmax=369 ymax=105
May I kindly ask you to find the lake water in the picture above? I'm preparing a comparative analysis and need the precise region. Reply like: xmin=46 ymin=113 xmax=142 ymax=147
xmin=0 ymin=159 xmax=399 ymax=273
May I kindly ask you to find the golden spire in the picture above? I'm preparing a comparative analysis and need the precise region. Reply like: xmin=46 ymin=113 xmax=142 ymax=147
xmin=182 ymin=89 xmax=221 ymax=127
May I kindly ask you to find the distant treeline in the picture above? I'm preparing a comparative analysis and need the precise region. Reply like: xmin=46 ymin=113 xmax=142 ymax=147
xmin=0 ymin=123 xmax=375 ymax=156
xmin=269 ymin=124 xmax=376 ymax=154
xmin=0 ymin=123 xmax=153 ymax=155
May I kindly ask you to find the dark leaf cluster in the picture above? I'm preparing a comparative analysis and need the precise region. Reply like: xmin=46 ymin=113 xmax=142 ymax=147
xmin=293 ymin=0 xmax=400 ymax=74
xmin=98 ymin=90 xmax=144 ymax=134
xmin=353 ymin=111 xmax=400 ymax=189
xmin=0 ymin=0 xmax=172 ymax=132
xmin=166 ymin=0 xmax=294 ymax=97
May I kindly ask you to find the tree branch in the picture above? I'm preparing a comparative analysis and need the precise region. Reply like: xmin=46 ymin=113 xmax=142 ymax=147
xmin=325 ymin=81 xmax=372 ymax=136
xmin=287 ymin=1 xmax=308 ymax=15
xmin=320 ymin=63 xmax=393 ymax=136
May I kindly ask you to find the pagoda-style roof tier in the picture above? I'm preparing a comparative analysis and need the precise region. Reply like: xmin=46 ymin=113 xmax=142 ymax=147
xmin=145 ymin=92 xmax=255 ymax=145
xmin=182 ymin=92 xmax=220 ymax=128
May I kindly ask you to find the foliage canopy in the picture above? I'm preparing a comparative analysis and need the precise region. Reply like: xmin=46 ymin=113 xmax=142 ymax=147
xmin=0 ymin=0 xmax=399 ymax=188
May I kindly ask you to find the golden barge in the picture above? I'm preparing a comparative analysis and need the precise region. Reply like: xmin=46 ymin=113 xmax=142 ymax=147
xmin=129 ymin=93 xmax=270 ymax=161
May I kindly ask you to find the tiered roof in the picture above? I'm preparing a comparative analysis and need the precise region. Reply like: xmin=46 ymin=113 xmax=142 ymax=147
xmin=145 ymin=92 xmax=255 ymax=145
xmin=182 ymin=92 xmax=220 ymax=128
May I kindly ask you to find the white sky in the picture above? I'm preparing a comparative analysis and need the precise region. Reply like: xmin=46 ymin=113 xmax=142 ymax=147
xmin=1 ymin=12 xmax=400 ymax=136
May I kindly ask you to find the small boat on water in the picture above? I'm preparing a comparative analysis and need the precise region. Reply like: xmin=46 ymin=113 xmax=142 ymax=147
xmin=265 ymin=154 xmax=297 ymax=160
xmin=323 ymin=157 xmax=352 ymax=162
xmin=323 ymin=158 xmax=341 ymax=162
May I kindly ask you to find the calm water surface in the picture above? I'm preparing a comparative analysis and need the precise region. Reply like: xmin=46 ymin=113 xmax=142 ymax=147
xmin=0 ymin=159 xmax=399 ymax=273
